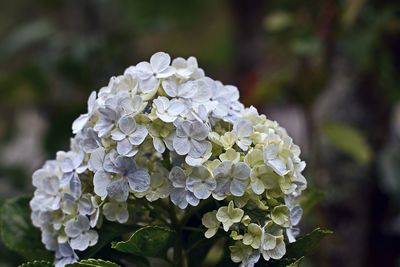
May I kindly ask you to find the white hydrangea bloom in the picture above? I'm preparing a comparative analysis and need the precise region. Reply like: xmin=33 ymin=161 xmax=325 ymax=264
xmin=31 ymin=52 xmax=308 ymax=267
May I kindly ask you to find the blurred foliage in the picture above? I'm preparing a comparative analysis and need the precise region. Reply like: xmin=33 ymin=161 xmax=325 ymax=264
xmin=0 ymin=0 xmax=400 ymax=266
xmin=322 ymin=122 xmax=372 ymax=164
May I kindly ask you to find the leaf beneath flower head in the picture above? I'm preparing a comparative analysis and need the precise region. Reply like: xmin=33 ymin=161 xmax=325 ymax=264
xmin=111 ymin=226 xmax=174 ymax=258
xmin=0 ymin=196 xmax=52 ymax=261
xmin=263 ymin=228 xmax=332 ymax=267
xmin=66 ymin=259 xmax=121 ymax=267
xmin=18 ymin=261 xmax=53 ymax=267
xmin=284 ymin=228 xmax=332 ymax=260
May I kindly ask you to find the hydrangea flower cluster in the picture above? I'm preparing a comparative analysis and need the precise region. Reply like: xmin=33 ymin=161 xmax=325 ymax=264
xmin=30 ymin=52 xmax=307 ymax=267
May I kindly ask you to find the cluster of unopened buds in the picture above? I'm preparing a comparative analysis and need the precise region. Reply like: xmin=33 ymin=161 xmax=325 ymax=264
xmin=31 ymin=52 xmax=307 ymax=267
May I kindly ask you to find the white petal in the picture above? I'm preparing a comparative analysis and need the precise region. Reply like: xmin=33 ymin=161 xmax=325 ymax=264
xmin=190 ymin=122 xmax=209 ymax=140
xmin=267 ymin=159 xmax=288 ymax=176
xmin=192 ymin=183 xmax=212 ymax=199
xmin=263 ymin=144 xmax=279 ymax=161
xmin=251 ymin=178 xmax=265 ymax=195
xmin=135 ymin=62 xmax=153 ymax=80
xmin=169 ymin=166 xmax=186 ymax=187
xmin=157 ymin=66 xmax=175 ymax=78
xmin=153 ymin=137 xmax=165 ymax=153
xmin=230 ymin=178 xmax=247 ymax=197
xmin=235 ymin=120 xmax=253 ymax=138
xmin=176 ymin=120 xmax=192 ymax=137
xmin=186 ymin=191 xmax=200 ymax=206
xmin=127 ymin=169 xmax=150 ymax=192
xmin=87 ymin=91 xmax=97 ymax=113
xmin=140 ymin=77 xmax=159 ymax=93
xmin=189 ymin=139 xmax=209 ymax=158
xmin=69 ymin=174 xmax=82 ymax=199
xmin=232 ymin=162 xmax=251 ymax=179
xmin=290 ymin=206 xmax=303 ymax=226
xmin=170 ymin=188 xmax=188 ymax=209
xmin=167 ymin=101 xmax=186 ymax=116
xmin=93 ymin=171 xmax=111 ymax=198
xmin=70 ymin=235 xmax=89 ymax=251
xmin=150 ymin=52 xmax=170 ymax=73
xmin=111 ymin=129 xmax=126 ymax=141
xmin=118 ymin=116 xmax=136 ymax=135
xmin=213 ymin=161 xmax=233 ymax=177
xmin=117 ymin=208 xmax=129 ymax=223
xmin=128 ymin=125 xmax=148 ymax=145
xmin=107 ymin=179 xmax=129 ymax=202
xmin=178 ymin=82 xmax=197 ymax=98
xmin=72 ymin=114 xmax=89 ymax=134
xmin=117 ymin=139 xmax=133 ymax=156
xmin=162 ymin=80 xmax=178 ymax=97
xmin=85 ymin=230 xmax=99 ymax=247
xmin=88 ymin=148 xmax=105 ymax=172
xmin=61 ymin=158 xmax=74 ymax=173
xmin=173 ymin=137 xmax=191 ymax=155
xmin=157 ymin=113 xmax=176 ymax=123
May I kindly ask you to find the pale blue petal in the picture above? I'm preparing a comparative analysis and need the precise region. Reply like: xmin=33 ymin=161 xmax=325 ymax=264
xmin=230 ymin=178 xmax=247 ymax=197
xmin=118 ymin=116 xmax=136 ymax=135
xmin=117 ymin=139 xmax=133 ymax=156
xmin=128 ymin=124 xmax=148 ymax=145
xmin=173 ymin=136 xmax=191 ymax=155
xmin=93 ymin=171 xmax=111 ymax=198
xmin=127 ymin=169 xmax=150 ymax=192
xmin=107 ymin=179 xmax=129 ymax=202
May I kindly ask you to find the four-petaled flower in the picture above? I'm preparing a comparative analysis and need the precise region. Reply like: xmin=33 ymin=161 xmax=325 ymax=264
xmin=186 ymin=166 xmax=216 ymax=199
xmin=213 ymin=161 xmax=250 ymax=197
xmin=233 ymin=119 xmax=253 ymax=151
xmin=216 ymin=201 xmax=244 ymax=231
xmin=93 ymin=155 xmax=150 ymax=201
xmin=111 ymin=116 xmax=148 ymax=156
xmin=263 ymin=143 xmax=289 ymax=176
xmin=64 ymin=215 xmax=98 ymax=251
xmin=168 ymin=166 xmax=199 ymax=209
xmin=153 ymin=96 xmax=186 ymax=123
xmin=173 ymin=120 xmax=211 ymax=159
xmin=202 ymin=211 xmax=221 ymax=238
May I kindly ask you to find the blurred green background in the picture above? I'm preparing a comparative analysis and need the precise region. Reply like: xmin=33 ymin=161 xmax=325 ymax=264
xmin=0 ymin=0 xmax=400 ymax=266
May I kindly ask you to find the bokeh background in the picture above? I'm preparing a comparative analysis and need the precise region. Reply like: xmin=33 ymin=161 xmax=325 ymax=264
xmin=0 ymin=0 xmax=399 ymax=266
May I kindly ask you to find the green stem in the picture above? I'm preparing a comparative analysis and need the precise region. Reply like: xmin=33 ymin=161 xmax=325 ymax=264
xmin=182 ymin=226 xmax=205 ymax=233
xmin=168 ymin=200 xmax=184 ymax=267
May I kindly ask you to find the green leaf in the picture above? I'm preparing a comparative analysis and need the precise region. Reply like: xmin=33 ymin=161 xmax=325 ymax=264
xmin=286 ymin=257 xmax=303 ymax=267
xmin=0 ymin=196 xmax=52 ymax=261
xmin=111 ymin=226 xmax=174 ymax=258
xmin=81 ymin=222 xmax=134 ymax=259
xmin=18 ymin=261 xmax=53 ymax=267
xmin=66 ymin=259 xmax=120 ymax=267
xmin=285 ymin=228 xmax=332 ymax=260
xmin=265 ymin=257 xmax=304 ymax=267
xmin=323 ymin=122 xmax=372 ymax=164
xmin=264 ymin=228 xmax=331 ymax=267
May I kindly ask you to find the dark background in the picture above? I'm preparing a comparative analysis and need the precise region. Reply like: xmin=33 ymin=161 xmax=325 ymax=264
xmin=0 ymin=0 xmax=400 ymax=266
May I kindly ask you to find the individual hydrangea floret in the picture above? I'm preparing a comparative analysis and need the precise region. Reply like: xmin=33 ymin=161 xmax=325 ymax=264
xmin=216 ymin=201 xmax=244 ymax=231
